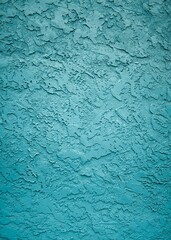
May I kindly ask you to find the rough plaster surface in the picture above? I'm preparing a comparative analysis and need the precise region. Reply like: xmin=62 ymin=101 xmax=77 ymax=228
xmin=0 ymin=0 xmax=171 ymax=239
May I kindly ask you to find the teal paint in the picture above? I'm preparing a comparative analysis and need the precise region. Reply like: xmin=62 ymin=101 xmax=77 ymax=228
xmin=0 ymin=0 xmax=171 ymax=239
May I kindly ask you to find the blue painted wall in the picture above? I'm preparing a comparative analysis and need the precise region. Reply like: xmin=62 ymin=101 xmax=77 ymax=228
xmin=0 ymin=0 xmax=171 ymax=239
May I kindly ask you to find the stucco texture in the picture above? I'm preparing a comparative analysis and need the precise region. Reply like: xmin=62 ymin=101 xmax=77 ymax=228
xmin=0 ymin=0 xmax=171 ymax=239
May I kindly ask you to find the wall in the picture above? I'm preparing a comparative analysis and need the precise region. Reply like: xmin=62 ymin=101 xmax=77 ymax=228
xmin=0 ymin=0 xmax=171 ymax=239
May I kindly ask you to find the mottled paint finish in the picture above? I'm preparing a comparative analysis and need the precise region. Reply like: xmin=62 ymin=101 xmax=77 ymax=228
xmin=0 ymin=0 xmax=171 ymax=239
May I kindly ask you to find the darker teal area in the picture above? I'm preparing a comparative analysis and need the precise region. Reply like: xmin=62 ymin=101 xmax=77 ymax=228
xmin=0 ymin=0 xmax=171 ymax=239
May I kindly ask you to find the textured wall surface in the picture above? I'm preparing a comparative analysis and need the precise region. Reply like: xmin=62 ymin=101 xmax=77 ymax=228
xmin=0 ymin=0 xmax=171 ymax=239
